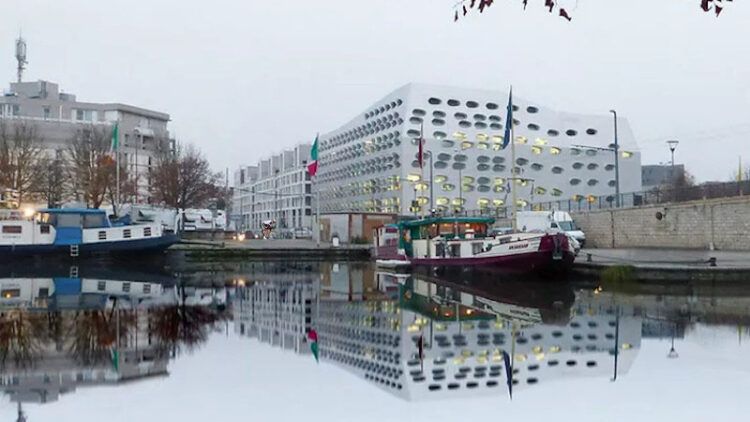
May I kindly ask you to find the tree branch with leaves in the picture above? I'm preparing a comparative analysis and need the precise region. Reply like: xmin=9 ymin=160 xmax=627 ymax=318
xmin=453 ymin=0 xmax=734 ymax=22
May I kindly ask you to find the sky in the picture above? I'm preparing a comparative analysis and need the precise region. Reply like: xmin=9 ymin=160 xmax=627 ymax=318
xmin=1 ymin=325 xmax=748 ymax=422
xmin=0 ymin=0 xmax=748 ymax=182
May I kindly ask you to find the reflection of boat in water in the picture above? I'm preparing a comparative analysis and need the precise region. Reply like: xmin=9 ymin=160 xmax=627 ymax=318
xmin=0 ymin=271 xmax=228 ymax=408
xmin=235 ymin=267 xmax=642 ymax=401
xmin=0 ymin=208 xmax=178 ymax=258
xmin=374 ymin=216 xmax=576 ymax=275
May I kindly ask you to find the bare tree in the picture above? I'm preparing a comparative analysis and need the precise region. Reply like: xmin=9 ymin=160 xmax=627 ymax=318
xmin=34 ymin=150 xmax=66 ymax=208
xmin=66 ymin=126 xmax=117 ymax=208
xmin=0 ymin=121 xmax=45 ymax=203
xmin=149 ymin=143 xmax=221 ymax=210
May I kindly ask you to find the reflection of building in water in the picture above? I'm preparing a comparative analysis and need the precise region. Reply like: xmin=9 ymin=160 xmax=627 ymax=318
xmin=316 ymin=276 xmax=642 ymax=400
xmin=234 ymin=280 xmax=317 ymax=354
xmin=233 ymin=268 xmax=644 ymax=401
xmin=0 ymin=307 xmax=169 ymax=405
xmin=0 ymin=275 xmax=223 ymax=406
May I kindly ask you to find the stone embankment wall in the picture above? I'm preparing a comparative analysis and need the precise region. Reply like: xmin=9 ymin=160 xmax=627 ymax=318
xmin=572 ymin=196 xmax=750 ymax=250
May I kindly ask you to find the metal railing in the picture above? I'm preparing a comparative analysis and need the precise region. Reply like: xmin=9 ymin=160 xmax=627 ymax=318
xmin=528 ymin=181 xmax=750 ymax=213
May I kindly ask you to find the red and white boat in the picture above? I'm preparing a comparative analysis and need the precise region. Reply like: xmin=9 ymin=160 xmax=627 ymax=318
xmin=373 ymin=216 xmax=576 ymax=275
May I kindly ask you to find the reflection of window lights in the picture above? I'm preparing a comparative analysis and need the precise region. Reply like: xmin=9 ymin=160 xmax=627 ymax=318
xmin=492 ymin=199 xmax=505 ymax=206
xmin=621 ymin=151 xmax=633 ymax=158
xmin=515 ymin=136 xmax=528 ymax=144
xmin=535 ymin=138 xmax=548 ymax=145
xmin=531 ymin=146 xmax=543 ymax=154
xmin=550 ymin=147 xmax=561 ymax=155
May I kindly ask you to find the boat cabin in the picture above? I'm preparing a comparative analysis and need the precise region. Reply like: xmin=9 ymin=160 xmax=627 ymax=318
xmin=398 ymin=216 xmax=494 ymax=258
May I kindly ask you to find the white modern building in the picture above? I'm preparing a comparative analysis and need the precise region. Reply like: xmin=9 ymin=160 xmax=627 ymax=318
xmin=317 ymin=83 xmax=642 ymax=215
xmin=232 ymin=144 xmax=313 ymax=234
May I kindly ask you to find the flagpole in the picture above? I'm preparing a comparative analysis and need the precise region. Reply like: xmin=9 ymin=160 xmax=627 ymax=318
xmin=115 ymin=121 xmax=120 ymax=216
xmin=419 ymin=123 xmax=425 ymax=218
xmin=509 ymin=88 xmax=518 ymax=232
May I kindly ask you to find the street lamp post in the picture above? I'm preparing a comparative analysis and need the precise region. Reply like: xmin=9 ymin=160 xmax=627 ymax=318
xmin=454 ymin=147 xmax=463 ymax=215
xmin=667 ymin=140 xmax=679 ymax=183
xmin=609 ymin=110 xmax=621 ymax=208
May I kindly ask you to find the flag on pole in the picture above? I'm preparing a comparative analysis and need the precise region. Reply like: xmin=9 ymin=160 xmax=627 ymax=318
xmin=417 ymin=334 xmax=425 ymax=371
xmin=502 ymin=88 xmax=513 ymax=149
xmin=308 ymin=329 xmax=319 ymax=362
xmin=418 ymin=124 xmax=425 ymax=169
xmin=110 ymin=121 xmax=119 ymax=152
xmin=110 ymin=347 xmax=120 ymax=372
xmin=307 ymin=135 xmax=319 ymax=176
xmin=502 ymin=350 xmax=513 ymax=399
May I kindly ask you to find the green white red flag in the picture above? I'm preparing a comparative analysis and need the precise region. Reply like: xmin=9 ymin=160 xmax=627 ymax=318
xmin=307 ymin=135 xmax=319 ymax=177
xmin=308 ymin=329 xmax=319 ymax=362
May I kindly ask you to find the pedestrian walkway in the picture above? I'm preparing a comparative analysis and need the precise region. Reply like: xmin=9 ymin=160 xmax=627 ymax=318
xmin=576 ymin=248 xmax=750 ymax=269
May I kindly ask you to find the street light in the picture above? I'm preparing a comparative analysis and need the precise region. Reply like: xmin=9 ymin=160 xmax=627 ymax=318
xmin=667 ymin=140 xmax=679 ymax=184
xmin=609 ymin=110 xmax=621 ymax=208
xmin=667 ymin=322 xmax=679 ymax=358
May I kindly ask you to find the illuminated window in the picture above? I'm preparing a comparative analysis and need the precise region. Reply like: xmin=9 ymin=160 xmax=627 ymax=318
xmin=531 ymin=146 xmax=543 ymax=155
xmin=515 ymin=136 xmax=528 ymax=144
xmin=621 ymin=151 xmax=633 ymax=158
xmin=442 ymin=184 xmax=455 ymax=192
xmin=492 ymin=199 xmax=505 ymax=206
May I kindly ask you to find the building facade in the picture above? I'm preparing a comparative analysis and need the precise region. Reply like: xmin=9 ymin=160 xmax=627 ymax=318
xmin=317 ymin=83 xmax=642 ymax=216
xmin=0 ymin=79 xmax=171 ymax=204
xmin=642 ymin=164 xmax=685 ymax=189
xmin=232 ymin=144 xmax=313 ymax=234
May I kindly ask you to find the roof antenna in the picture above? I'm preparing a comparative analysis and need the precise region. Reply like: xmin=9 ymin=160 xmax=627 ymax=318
xmin=15 ymin=31 xmax=28 ymax=83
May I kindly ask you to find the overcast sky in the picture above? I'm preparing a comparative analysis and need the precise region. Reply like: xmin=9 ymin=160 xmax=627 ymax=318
xmin=1 ymin=0 xmax=748 ymax=182
xmin=1 ymin=325 xmax=747 ymax=422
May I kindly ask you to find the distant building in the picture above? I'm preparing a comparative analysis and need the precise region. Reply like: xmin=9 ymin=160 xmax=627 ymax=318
xmin=0 ymin=79 xmax=171 ymax=203
xmin=232 ymin=143 xmax=313 ymax=234
xmin=642 ymin=164 xmax=685 ymax=189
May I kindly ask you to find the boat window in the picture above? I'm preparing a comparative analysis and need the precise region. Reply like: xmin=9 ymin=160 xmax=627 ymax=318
xmin=472 ymin=243 xmax=483 ymax=255
xmin=40 ymin=224 xmax=50 ymax=234
xmin=2 ymin=225 xmax=23 ymax=234
xmin=37 ymin=213 xmax=56 ymax=225
xmin=57 ymin=213 xmax=82 ymax=228
xmin=83 ymin=213 xmax=106 ymax=228
xmin=450 ymin=244 xmax=461 ymax=257
xmin=1 ymin=289 xmax=21 ymax=298
xmin=435 ymin=242 xmax=446 ymax=257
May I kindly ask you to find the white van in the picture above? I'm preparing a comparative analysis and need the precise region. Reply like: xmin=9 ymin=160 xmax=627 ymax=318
xmin=517 ymin=211 xmax=586 ymax=247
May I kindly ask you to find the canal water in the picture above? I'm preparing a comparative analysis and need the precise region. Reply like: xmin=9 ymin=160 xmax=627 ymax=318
xmin=1 ymin=259 xmax=749 ymax=421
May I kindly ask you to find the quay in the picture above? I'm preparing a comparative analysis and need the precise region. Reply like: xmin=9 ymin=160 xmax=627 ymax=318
xmin=170 ymin=239 xmax=371 ymax=260
xmin=573 ymin=248 xmax=750 ymax=283
xmin=172 ymin=239 xmax=750 ymax=284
